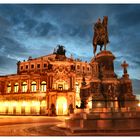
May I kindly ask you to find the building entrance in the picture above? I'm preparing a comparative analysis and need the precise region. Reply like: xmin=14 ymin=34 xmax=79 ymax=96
xmin=56 ymin=96 xmax=67 ymax=115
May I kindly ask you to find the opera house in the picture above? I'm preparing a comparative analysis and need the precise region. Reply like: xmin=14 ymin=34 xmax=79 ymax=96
xmin=0 ymin=45 xmax=92 ymax=115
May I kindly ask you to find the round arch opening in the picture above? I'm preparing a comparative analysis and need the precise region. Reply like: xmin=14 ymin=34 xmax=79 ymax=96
xmin=56 ymin=96 xmax=67 ymax=115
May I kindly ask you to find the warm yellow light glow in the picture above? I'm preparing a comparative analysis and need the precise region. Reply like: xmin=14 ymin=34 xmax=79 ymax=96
xmin=75 ymin=82 xmax=80 ymax=93
xmin=13 ymin=102 xmax=17 ymax=106
xmin=41 ymin=100 xmax=46 ymax=106
xmin=3 ymin=102 xmax=9 ymax=106
xmin=0 ymin=100 xmax=42 ymax=115
xmin=138 ymin=102 xmax=140 ymax=107
xmin=32 ymin=101 xmax=40 ymax=106
xmin=76 ymin=98 xmax=81 ymax=107
xmin=88 ymin=100 xmax=92 ymax=109
xmin=97 ymin=102 xmax=102 ymax=107
xmin=22 ymin=82 xmax=27 ymax=92
xmin=75 ymin=82 xmax=80 ymax=107
xmin=16 ymin=104 xmax=21 ymax=114
xmin=22 ymin=101 xmax=27 ymax=106
xmin=56 ymin=96 xmax=67 ymax=115
xmin=8 ymin=103 xmax=14 ymax=113
xmin=0 ymin=102 xmax=6 ymax=113
xmin=31 ymin=81 xmax=37 ymax=92
xmin=65 ymin=85 xmax=68 ymax=90
xmin=7 ymin=83 xmax=11 ymax=93
xmin=14 ymin=83 xmax=19 ymax=92
xmin=41 ymin=81 xmax=47 ymax=92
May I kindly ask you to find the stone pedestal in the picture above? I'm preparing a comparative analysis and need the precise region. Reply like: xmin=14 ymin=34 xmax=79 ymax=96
xmin=90 ymin=50 xmax=120 ymax=108
xmin=65 ymin=109 xmax=140 ymax=133
xmin=95 ymin=50 xmax=116 ymax=79
xmin=119 ymin=74 xmax=138 ymax=107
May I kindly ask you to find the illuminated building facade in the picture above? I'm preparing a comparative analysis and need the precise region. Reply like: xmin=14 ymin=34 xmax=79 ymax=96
xmin=0 ymin=44 xmax=137 ymax=116
xmin=0 ymin=45 xmax=92 ymax=115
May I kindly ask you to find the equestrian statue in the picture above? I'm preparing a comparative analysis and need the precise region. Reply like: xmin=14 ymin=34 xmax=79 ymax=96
xmin=92 ymin=16 xmax=109 ymax=56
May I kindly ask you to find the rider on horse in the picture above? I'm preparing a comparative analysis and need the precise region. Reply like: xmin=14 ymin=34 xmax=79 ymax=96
xmin=93 ymin=16 xmax=109 ymax=57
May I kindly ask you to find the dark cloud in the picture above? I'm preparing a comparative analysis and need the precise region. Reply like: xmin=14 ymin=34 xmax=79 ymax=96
xmin=33 ymin=22 xmax=57 ymax=37
xmin=115 ymin=6 xmax=140 ymax=28
xmin=22 ymin=19 xmax=38 ymax=32
xmin=0 ymin=36 xmax=27 ymax=59
xmin=0 ymin=5 xmax=27 ymax=25
xmin=0 ymin=55 xmax=17 ymax=75
xmin=0 ymin=55 xmax=17 ymax=67
xmin=0 ymin=4 xmax=139 ymax=92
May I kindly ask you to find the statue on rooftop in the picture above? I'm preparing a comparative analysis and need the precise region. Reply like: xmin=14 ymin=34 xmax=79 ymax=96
xmin=55 ymin=45 xmax=66 ymax=56
xmin=92 ymin=16 xmax=109 ymax=56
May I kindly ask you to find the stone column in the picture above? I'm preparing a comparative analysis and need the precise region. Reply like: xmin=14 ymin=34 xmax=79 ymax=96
xmin=18 ymin=79 xmax=21 ymax=93
xmin=27 ymin=79 xmax=30 ymax=93
xmin=50 ymin=76 xmax=53 ymax=89
xmin=37 ymin=78 xmax=40 ymax=92
xmin=11 ymin=82 xmax=14 ymax=93
xmin=48 ymin=76 xmax=50 ymax=89
xmin=70 ymin=76 xmax=72 ymax=90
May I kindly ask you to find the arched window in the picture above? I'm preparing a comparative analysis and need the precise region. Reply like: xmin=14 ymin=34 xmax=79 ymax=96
xmin=41 ymin=81 xmax=47 ymax=92
xmin=53 ymin=80 xmax=68 ymax=90
xmin=22 ymin=82 xmax=27 ymax=92
xmin=14 ymin=83 xmax=19 ymax=93
xmin=31 ymin=81 xmax=37 ymax=92
xmin=7 ymin=83 xmax=11 ymax=93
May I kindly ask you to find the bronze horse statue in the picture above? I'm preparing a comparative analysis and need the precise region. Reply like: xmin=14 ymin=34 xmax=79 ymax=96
xmin=92 ymin=16 xmax=109 ymax=56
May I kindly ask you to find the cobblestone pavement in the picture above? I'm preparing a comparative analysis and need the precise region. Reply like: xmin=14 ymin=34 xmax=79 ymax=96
xmin=0 ymin=116 xmax=140 ymax=136
xmin=0 ymin=116 xmax=67 ymax=136
xmin=26 ymin=124 xmax=140 ymax=136
xmin=25 ymin=124 xmax=66 ymax=136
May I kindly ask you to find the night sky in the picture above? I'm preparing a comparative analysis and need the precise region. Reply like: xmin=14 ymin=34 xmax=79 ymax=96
xmin=0 ymin=4 xmax=140 ymax=95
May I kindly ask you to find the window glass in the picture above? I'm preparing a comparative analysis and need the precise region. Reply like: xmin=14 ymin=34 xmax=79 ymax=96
xmin=44 ymin=64 xmax=47 ymax=68
xmin=22 ymin=82 xmax=27 ymax=92
xmin=7 ymin=83 xmax=11 ymax=93
xmin=37 ymin=64 xmax=40 ymax=68
xmin=31 ymin=81 xmax=37 ymax=92
xmin=41 ymin=81 xmax=47 ymax=92
xmin=26 ymin=65 xmax=28 ymax=69
xmin=14 ymin=83 xmax=19 ymax=93
xmin=31 ymin=64 xmax=34 ymax=68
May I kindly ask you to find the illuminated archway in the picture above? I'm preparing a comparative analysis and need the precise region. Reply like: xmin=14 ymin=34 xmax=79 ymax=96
xmin=56 ymin=96 xmax=67 ymax=115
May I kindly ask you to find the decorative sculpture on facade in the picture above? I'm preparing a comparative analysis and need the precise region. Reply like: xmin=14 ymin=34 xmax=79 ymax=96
xmin=54 ymin=45 xmax=66 ymax=56
xmin=92 ymin=16 xmax=109 ymax=56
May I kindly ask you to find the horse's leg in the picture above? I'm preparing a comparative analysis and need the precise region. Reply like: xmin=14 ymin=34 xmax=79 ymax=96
xmin=104 ymin=44 xmax=106 ymax=50
xmin=104 ymin=41 xmax=106 ymax=50
xmin=100 ymin=45 xmax=103 ymax=51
